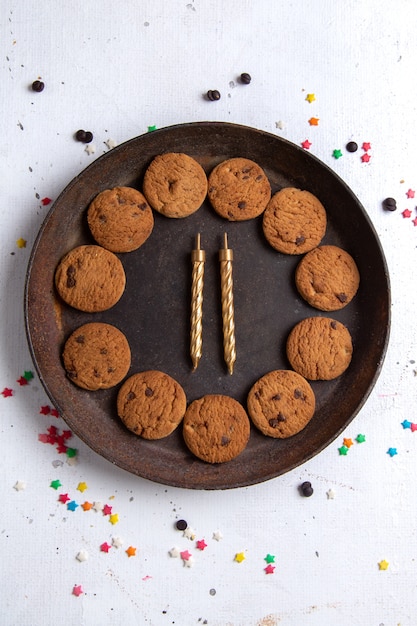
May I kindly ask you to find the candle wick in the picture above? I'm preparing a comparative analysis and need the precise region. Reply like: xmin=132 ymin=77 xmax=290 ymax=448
xmin=223 ymin=232 xmax=228 ymax=249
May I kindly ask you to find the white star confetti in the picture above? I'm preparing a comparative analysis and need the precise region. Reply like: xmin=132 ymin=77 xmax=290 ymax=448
xmin=326 ymin=489 xmax=335 ymax=500
xmin=13 ymin=480 xmax=26 ymax=491
xmin=111 ymin=536 xmax=124 ymax=549
xmin=169 ymin=547 xmax=181 ymax=558
xmin=76 ymin=550 xmax=89 ymax=562
xmin=85 ymin=144 xmax=96 ymax=155
xmin=275 ymin=120 xmax=284 ymax=130
xmin=183 ymin=555 xmax=195 ymax=567
xmin=183 ymin=526 xmax=196 ymax=540
xmin=212 ymin=530 xmax=223 ymax=541
xmin=93 ymin=501 xmax=104 ymax=512
xmin=104 ymin=138 xmax=117 ymax=150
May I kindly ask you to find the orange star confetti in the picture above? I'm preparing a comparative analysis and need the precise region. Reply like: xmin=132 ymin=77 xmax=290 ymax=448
xmin=126 ymin=546 xmax=136 ymax=557
xmin=308 ymin=117 xmax=319 ymax=126
xmin=81 ymin=501 xmax=93 ymax=511
xmin=343 ymin=438 xmax=354 ymax=448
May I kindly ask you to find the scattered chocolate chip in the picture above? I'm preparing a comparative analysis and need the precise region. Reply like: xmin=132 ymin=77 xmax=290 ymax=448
xmin=382 ymin=197 xmax=397 ymax=211
xmin=126 ymin=391 xmax=136 ymax=401
xmin=176 ymin=519 xmax=187 ymax=531
xmin=300 ymin=481 xmax=314 ymax=497
xmin=271 ymin=394 xmax=281 ymax=401
xmin=240 ymin=72 xmax=251 ymax=84
xmin=330 ymin=321 xmax=337 ymax=329
xmin=337 ymin=293 xmax=348 ymax=303
xmin=75 ymin=335 xmax=85 ymax=344
xmin=100 ymin=348 xmax=108 ymax=355
xmin=237 ymin=201 xmax=246 ymax=209
xmin=207 ymin=89 xmax=221 ymax=101
xmin=295 ymin=235 xmax=306 ymax=246
xmin=75 ymin=129 xmax=93 ymax=143
xmin=32 ymin=80 xmax=45 ymax=92
xmin=346 ymin=141 xmax=358 ymax=153
xmin=221 ymin=436 xmax=230 ymax=446
xmin=145 ymin=387 xmax=154 ymax=397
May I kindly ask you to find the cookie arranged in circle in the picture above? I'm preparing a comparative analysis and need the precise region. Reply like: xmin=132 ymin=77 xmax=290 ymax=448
xmin=247 ymin=370 xmax=315 ymax=438
xmin=62 ymin=322 xmax=131 ymax=391
xmin=262 ymin=187 xmax=327 ymax=254
xmin=87 ymin=186 xmax=154 ymax=253
xmin=183 ymin=394 xmax=250 ymax=463
xmin=286 ymin=317 xmax=353 ymax=380
xmin=54 ymin=245 xmax=126 ymax=312
xmin=142 ymin=152 xmax=208 ymax=218
xmin=295 ymin=245 xmax=360 ymax=311
xmin=207 ymin=157 xmax=271 ymax=221
xmin=117 ymin=370 xmax=187 ymax=440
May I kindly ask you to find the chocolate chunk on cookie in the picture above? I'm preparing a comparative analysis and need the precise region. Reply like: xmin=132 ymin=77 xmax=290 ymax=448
xmin=207 ymin=157 xmax=271 ymax=221
xmin=247 ymin=370 xmax=315 ymax=438
xmin=117 ymin=370 xmax=186 ymax=440
xmin=142 ymin=152 xmax=207 ymax=218
xmin=62 ymin=322 xmax=131 ymax=390
xmin=183 ymin=394 xmax=250 ymax=463
xmin=54 ymin=245 xmax=126 ymax=312
xmin=262 ymin=187 xmax=327 ymax=254
xmin=295 ymin=245 xmax=360 ymax=311
xmin=87 ymin=186 xmax=154 ymax=253
xmin=286 ymin=317 xmax=353 ymax=380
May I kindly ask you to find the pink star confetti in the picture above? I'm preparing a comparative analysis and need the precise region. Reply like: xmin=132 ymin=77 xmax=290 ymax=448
xmin=264 ymin=564 xmax=276 ymax=574
xmin=196 ymin=539 xmax=207 ymax=551
xmin=402 ymin=208 xmax=412 ymax=218
xmin=59 ymin=493 xmax=71 ymax=504
xmin=180 ymin=549 xmax=192 ymax=561
xmin=411 ymin=423 xmax=417 ymax=432
xmin=103 ymin=504 xmax=112 ymax=516
xmin=406 ymin=189 xmax=415 ymax=199
xmin=1 ymin=387 xmax=13 ymax=398
xmin=412 ymin=217 xmax=417 ymax=227
xmin=361 ymin=153 xmax=371 ymax=163
xmin=100 ymin=542 xmax=111 ymax=553
xmin=301 ymin=139 xmax=312 ymax=150
xmin=72 ymin=584 xmax=83 ymax=597
xmin=362 ymin=142 xmax=372 ymax=151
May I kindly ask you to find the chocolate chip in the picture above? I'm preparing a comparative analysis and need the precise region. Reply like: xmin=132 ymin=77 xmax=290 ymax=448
xmin=301 ymin=481 xmax=314 ymax=497
xmin=139 ymin=202 xmax=148 ymax=211
xmin=75 ymin=335 xmax=84 ymax=344
xmin=240 ymin=72 xmax=251 ymax=84
xmin=271 ymin=394 xmax=281 ymax=401
xmin=100 ymin=348 xmax=108 ymax=355
xmin=207 ymin=89 xmax=221 ymax=101
xmin=295 ymin=235 xmax=306 ymax=246
xmin=32 ymin=80 xmax=45 ymax=92
xmin=277 ymin=412 xmax=286 ymax=422
xmin=346 ymin=141 xmax=358 ymax=153
xmin=66 ymin=274 xmax=76 ymax=288
xmin=145 ymin=387 xmax=154 ymax=397
xmin=126 ymin=391 xmax=136 ymax=401
xmin=268 ymin=418 xmax=279 ymax=428
xmin=75 ymin=129 xmax=93 ymax=143
xmin=221 ymin=436 xmax=230 ymax=446
xmin=337 ymin=293 xmax=348 ymax=303
xmin=237 ymin=201 xmax=246 ymax=209
xmin=382 ymin=197 xmax=397 ymax=211
xmin=294 ymin=388 xmax=304 ymax=399
xmin=176 ymin=519 xmax=187 ymax=531
xmin=330 ymin=321 xmax=337 ymax=330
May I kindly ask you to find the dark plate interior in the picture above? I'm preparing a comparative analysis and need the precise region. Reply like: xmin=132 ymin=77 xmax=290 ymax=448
xmin=24 ymin=122 xmax=390 ymax=489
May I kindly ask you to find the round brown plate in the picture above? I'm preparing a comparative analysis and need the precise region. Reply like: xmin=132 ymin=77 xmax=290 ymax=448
xmin=24 ymin=122 xmax=390 ymax=489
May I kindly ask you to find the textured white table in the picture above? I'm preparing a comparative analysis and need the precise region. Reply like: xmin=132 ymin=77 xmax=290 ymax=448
xmin=1 ymin=2 xmax=417 ymax=625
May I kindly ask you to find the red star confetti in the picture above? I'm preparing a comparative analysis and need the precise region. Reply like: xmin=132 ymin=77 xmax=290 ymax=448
xmin=16 ymin=376 xmax=28 ymax=386
xmin=413 ymin=217 xmax=417 ymax=227
xmin=72 ymin=584 xmax=84 ymax=597
xmin=1 ymin=388 xmax=13 ymax=398
xmin=126 ymin=546 xmax=136 ymax=557
xmin=59 ymin=493 xmax=71 ymax=504
xmin=103 ymin=504 xmax=112 ymax=516
xmin=411 ymin=423 xmax=417 ymax=432
xmin=406 ymin=189 xmax=415 ymax=199
xmin=361 ymin=153 xmax=371 ymax=163
xmin=301 ymin=139 xmax=312 ymax=150
xmin=196 ymin=539 xmax=207 ymax=551
xmin=402 ymin=208 xmax=412 ymax=218
xmin=362 ymin=142 xmax=372 ymax=151
xmin=264 ymin=564 xmax=276 ymax=574
xmin=308 ymin=117 xmax=319 ymax=126
xmin=41 ymin=197 xmax=52 ymax=206
xmin=40 ymin=405 xmax=51 ymax=415
xmin=50 ymin=408 xmax=60 ymax=418
xmin=16 ymin=238 xmax=26 ymax=248
xmin=100 ymin=542 xmax=111 ymax=553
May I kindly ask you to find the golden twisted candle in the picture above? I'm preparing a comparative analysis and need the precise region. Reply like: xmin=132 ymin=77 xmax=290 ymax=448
xmin=190 ymin=233 xmax=205 ymax=371
xmin=219 ymin=232 xmax=236 ymax=375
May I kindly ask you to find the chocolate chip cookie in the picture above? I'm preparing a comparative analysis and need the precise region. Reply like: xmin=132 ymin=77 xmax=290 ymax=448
xmin=54 ymin=245 xmax=126 ymax=312
xmin=87 ymin=186 xmax=154 ymax=253
xmin=295 ymin=245 xmax=360 ymax=311
xmin=142 ymin=152 xmax=207 ymax=218
xmin=207 ymin=157 xmax=271 ymax=221
xmin=62 ymin=322 xmax=131 ymax=390
xmin=263 ymin=187 xmax=327 ymax=254
xmin=286 ymin=316 xmax=353 ymax=380
xmin=247 ymin=369 xmax=315 ymax=438
xmin=182 ymin=394 xmax=250 ymax=463
xmin=117 ymin=370 xmax=187 ymax=440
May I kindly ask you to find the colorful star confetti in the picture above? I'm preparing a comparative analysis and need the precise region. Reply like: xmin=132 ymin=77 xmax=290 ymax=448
xmin=362 ymin=142 xmax=371 ymax=151
xmin=361 ymin=153 xmax=371 ymax=163
xmin=332 ymin=149 xmax=343 ymax=159
xmin=305 ymin=93 xmax=316 ymax=103
xmin=1 ymin=388 xmax=13 ymax=398
xmin=16 ymin=237 xmax=26 ymax=248
xmin=196 ymin=539 xmax=207 ymax=551
xmin=402 ymin=208 xmax=412 ymax=218
xmin=213 ymin=531 xmax=223 ymax=541
xmin=147 ymin=125 xmax=157 ymax=132
xmin=16 ymin=376 xmax=28 ymax=386
xmin=41 ymin=197 xmax=52 ymax=206
xmin=308 ymin=117 xmax=319 ymax=126
xmin=81 ymin=501 xmax=93 ymax=511
xmin=411 ymin=423 xmax=417 ymax=432
xmin=234 ymin=552 xmax=246 ymax=563
xmin=169 ymin=547 xmax=181 ymax=558
xmin=401 ymin=420 xmax=412 ymax=429
xmin=50 ymin=479 xmax=62 ymax=490
xmin=387 ymin=447 xmax=398 ymax=457
xmin=326 ymin=489 xmax=336 ymax=499
xmin=67 ymin=500 xmax=79 ymax=512
xmin=103 ymin=504 xmax=112 ymax=516
xmin=76 ymin=550 xmax=89 ymax=562
xmin=378 ymin=559 xmax=389 ymax=570
xmin=111 ymin=536 xmax=124 ymax=549
xmin=264 ymin=554 xmax=275 ymax=564
xmin=180 ymin=549 xmax=192 ymax=561
xmin=59 ymin=493 xmax=70 ymax=504
xmin=23 ymin=371 xmax=34 ymax=381
xmin=264 ymin=564 xmax=275 ymax=574
xmin=301 ymin=139 xmax=312 ymax=150
xmin=343 ymin=438 xmax=354 ymax=448
xmin=72 ymin=584 xmax=84 ymax=597
xmin=76 ymin=482 xmax=88 ymax=493
xmin=100 ymin=542 xmax=111 ymax=553
xmin=109 ymin=513 xmax=119 ymax=525
xmin=338 ymin=445 xmax=349 ymax=456
xmin=356 ymin=434 xmax=366 ymax=443
xmin=126 ymin=546 xmax=136 ymax=557
xmin=13 ymin=480 xmax=26 ymax=491
xmin=406 ymin=189 xmax=415 ymax=198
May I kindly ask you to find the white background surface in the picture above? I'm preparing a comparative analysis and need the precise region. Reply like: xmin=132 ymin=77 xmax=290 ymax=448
xmin=1 ymin=1 xmax=417 ymax=625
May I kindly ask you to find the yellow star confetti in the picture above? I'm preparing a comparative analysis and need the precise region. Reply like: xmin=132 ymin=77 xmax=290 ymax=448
xmin=234 ymin=552 xmax=246 ymax=563
xmin=305 ymin=93 xmax=316 ymax=103
xmin=16 ymin=238 xmax=26 ymax=248
xmin=76 ymin=481 xmax=88 ymax=493
xmin=308 ymin=117 xmax=319 ymax=126
xmin=109 ymin=513 xmax=119 ymax=525
xmin=378 ymin=559 xmax=389 ymax=570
